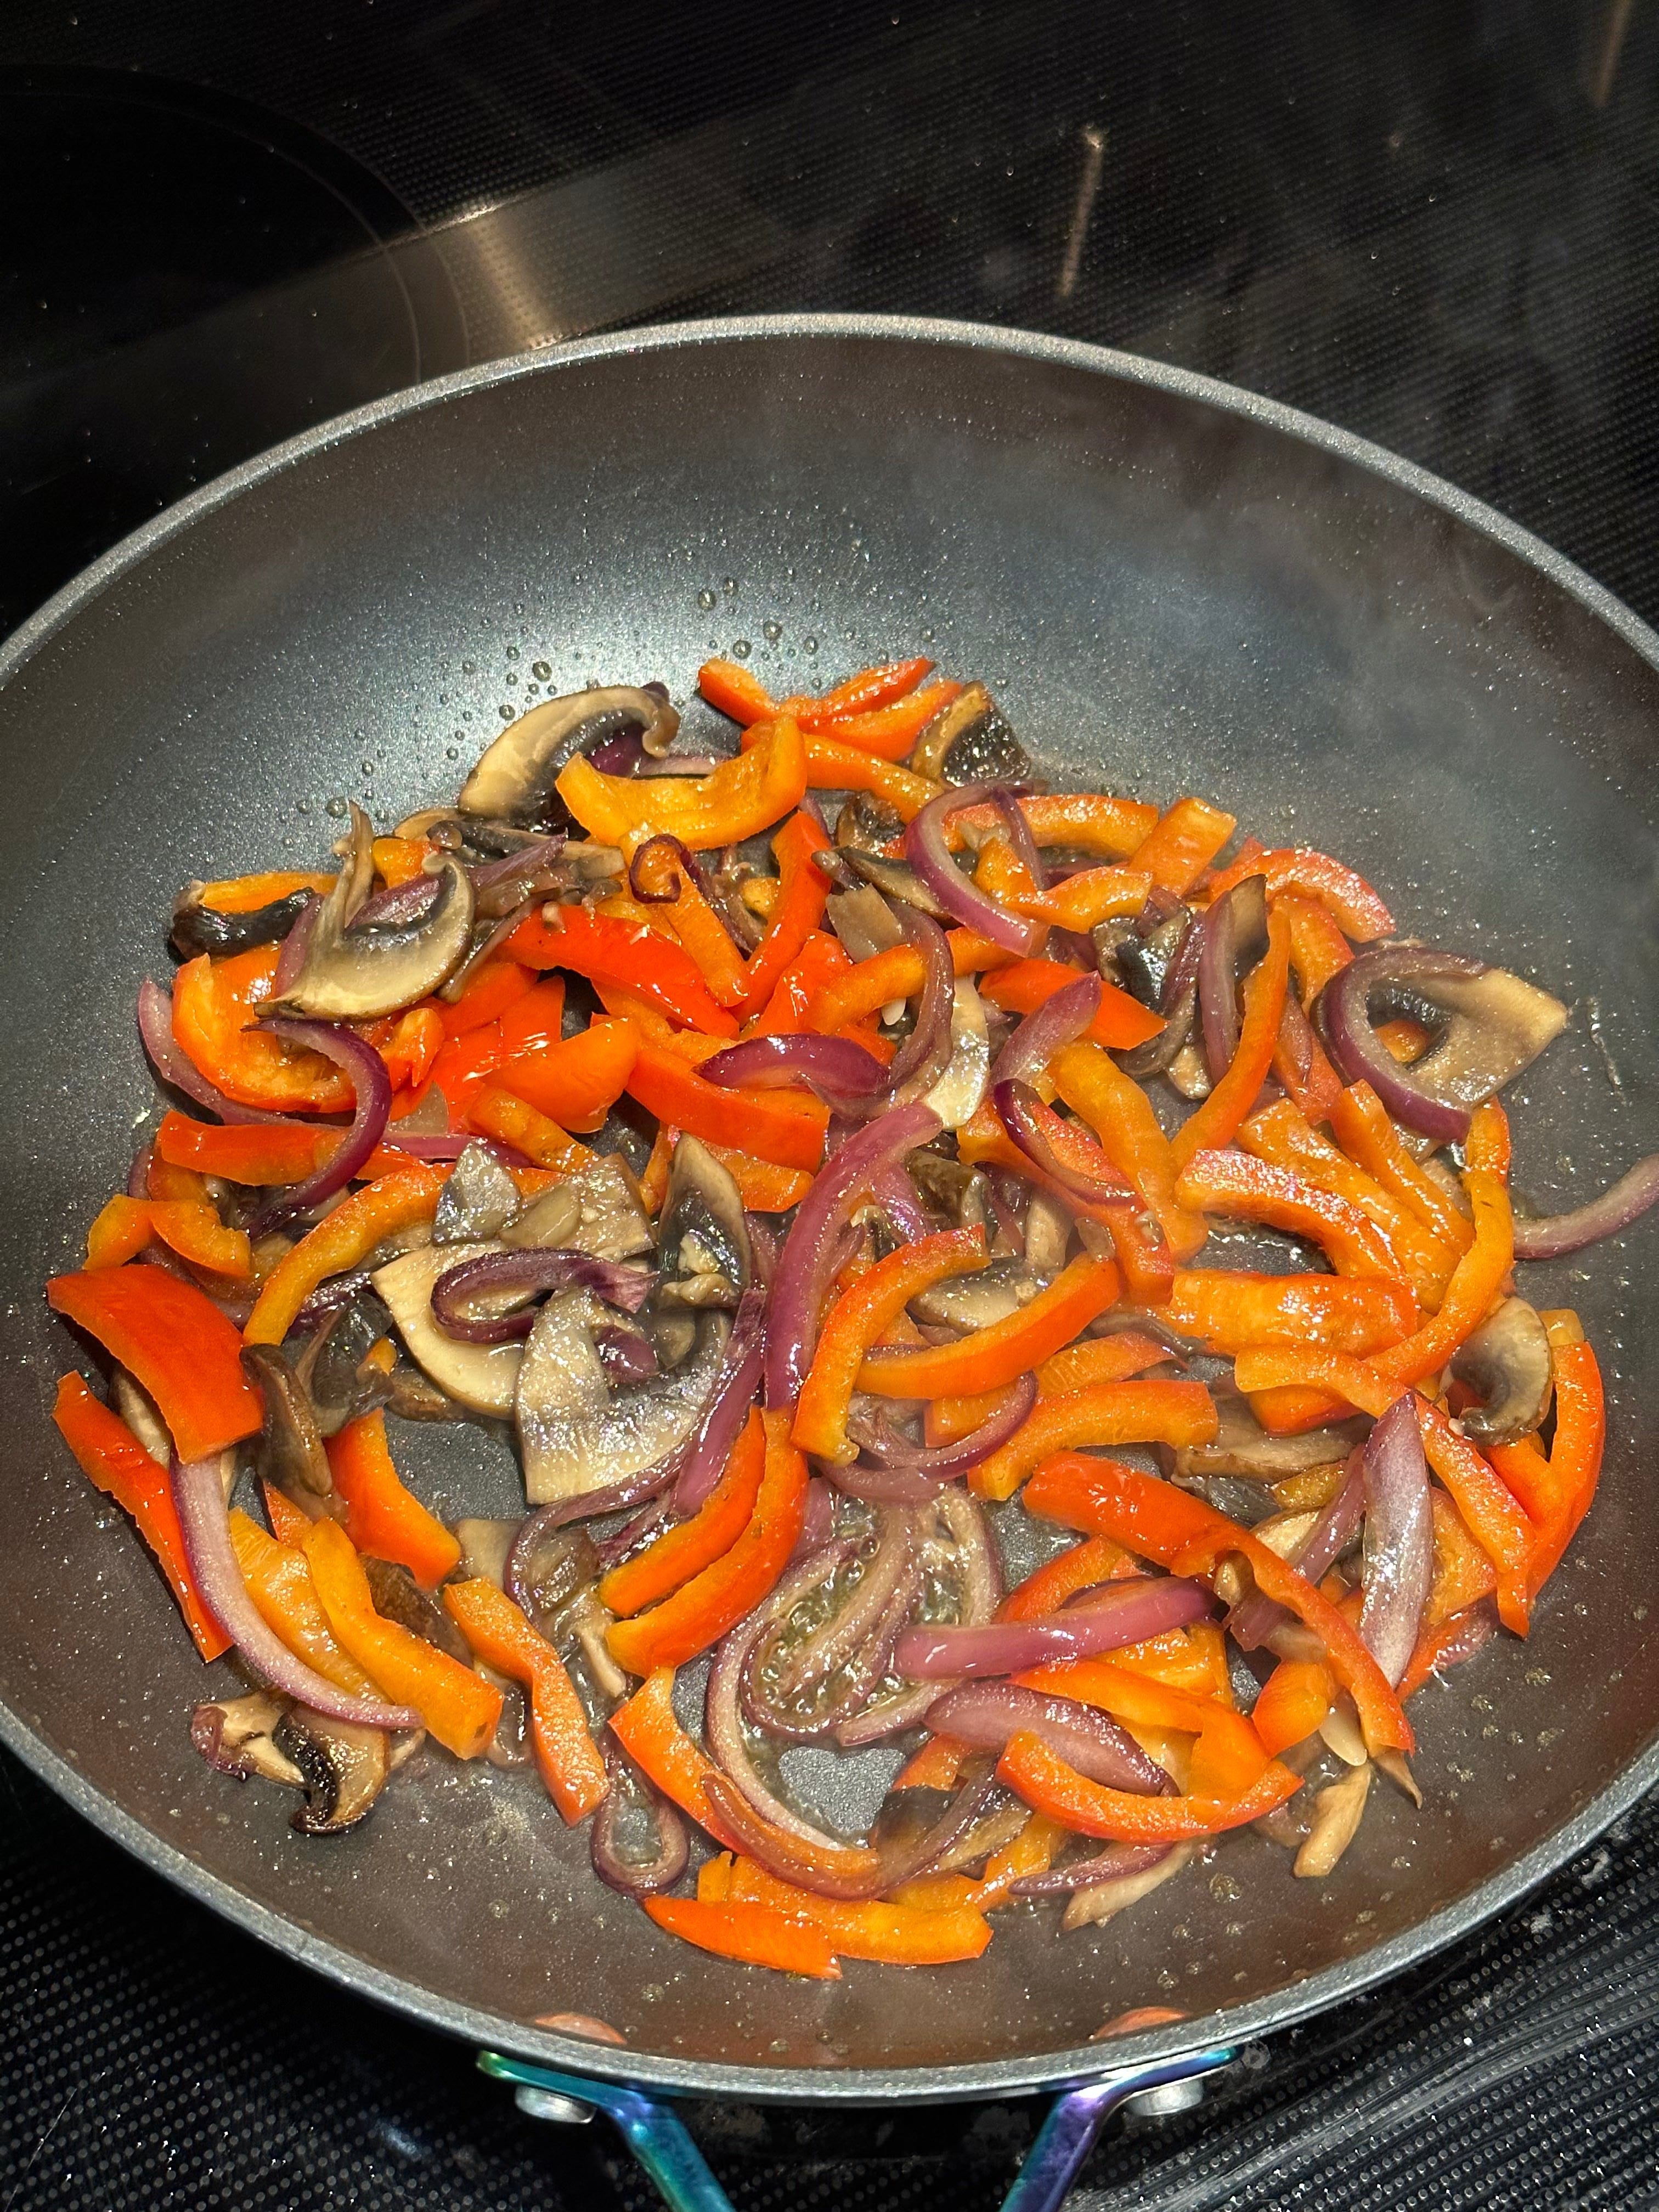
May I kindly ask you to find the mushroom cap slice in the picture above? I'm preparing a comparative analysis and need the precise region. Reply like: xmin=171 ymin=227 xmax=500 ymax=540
xmin=922 ymin=977 xmax=991 ymax=1131
xmin=273 ymin=802 xmax=475 ymax=1021
xmin=241 ymin=1341 xmax=334 ymax=1497
xmin=373 ymin=1240 xmax=523 ymax=1416
xmin=273 ymin=1710 xmax=391 ymax=1833
xmin=459 ymin=686 xmax=679 ymax=825
xmin=658 ymin=1136 xmax=751 ymax=1308
xmin=1450 ymin=1295 xmax=1554 ymax=1445
xmin=517 ymin=1293 xmax=728 ymax=1506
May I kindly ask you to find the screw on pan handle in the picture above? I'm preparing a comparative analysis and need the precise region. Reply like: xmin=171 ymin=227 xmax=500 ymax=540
xmin=998 ymin=2047 xmax=1234 ymax=2212
xmin=479 ymin=2052 xmax=735 ymax=2212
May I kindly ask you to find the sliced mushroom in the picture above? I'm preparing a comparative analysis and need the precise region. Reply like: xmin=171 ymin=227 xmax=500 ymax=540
xmin=293 ymin=1296 xmax=396 ymax=1437
xmin=921 ymin=978 xmax=991 ymax=1133
xmin=386 ymin=1359 xmax=470 ymax=1422
xmin=241 ymin=1342 xmax=334 ymax=1497
xmin=836 ymin=847 xmax=953 ymax=918
xmin=559 ymin=1156 xmax=654 ymax=1263
xmin=1450 ymin=1295 xmax=1554 ymax=1445
xmin=499 ymin=1181 xmax=583 ymax=1251
xmin=1062 ymin=1841 xmax=1197 ymax=1933
xmin=373 ymin=1240 xmax=523 ymax=1416
xmin=433 ymin=1142 xmax=522 ymax=1245
xmin=909 ymin=1150 xmax=993 ymax=1233
xmin=825 ymin=883 xmax=907 ymax=963
xmin=910 ymin=1256 xmax=1036 ymax=1331
xmin=511 ymin=1521 xmax=602 ymax=1628
xmin=1294 ymin=1760 xmax=1372 ymax=1878
xmin=1023 ymin=1189 xmax=1074 ymax=1278
xmin=114 ymin=1368 xmax=172 ymax=1466
xmin=272 ymin=1710 xmax=390 ymax=1833
xmin=478 ymin=1667 xmax=533 ymax=1768
xmin=362 ymin=1556 xmax=476 ymax=1664
xmin=274 ymin=803 xmax=475 ymax=1020
xmin=171 ymin=882 xmax=316 ymax=960
xmin=454 ymin=1516 xmax=521 ymax=1587
xmin=642 ymin=1308 xmax=699 ymax=1370
xmin=657 ymin=1136 xmax=751 ymax=1309
xmin=1173 ymin=1393 xmax=1369 ymax=1480
xmin=834 ymin=789 xmax=907 ymax=853
xmin=459 ymin=685 xmax=680 ymax=825
xmin=907 ymin=681 xmax=1030 ymax=785
xmin=191 ymin=1691 xmax=305 ymax=1785
xmin=517 ymin=1295 xmax=729 ymax=1505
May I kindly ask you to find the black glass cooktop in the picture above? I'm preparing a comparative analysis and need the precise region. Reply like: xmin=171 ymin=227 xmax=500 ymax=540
xmin=4 ymin=3 xmax=1658 ymax=2205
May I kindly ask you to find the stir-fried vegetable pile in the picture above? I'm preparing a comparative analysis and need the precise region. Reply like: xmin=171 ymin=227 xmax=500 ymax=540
xmin=46 ymin=650 xmax=1655 ymax=1976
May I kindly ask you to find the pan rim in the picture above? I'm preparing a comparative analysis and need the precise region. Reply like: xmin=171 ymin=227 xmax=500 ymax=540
xmin=3 ymin=309 xmax=1656 ymax=2104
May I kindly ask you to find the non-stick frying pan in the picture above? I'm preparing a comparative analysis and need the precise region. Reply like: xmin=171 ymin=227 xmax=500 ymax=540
xmin=3 ymin=316 xmax=1656 ymax=2211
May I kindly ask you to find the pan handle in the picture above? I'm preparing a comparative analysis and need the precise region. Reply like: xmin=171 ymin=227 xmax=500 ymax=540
xmin=478 ymin=2051 xmax=735 ymax=2212
xmin=998 ymin=2046 xmax=1234 ymax=2212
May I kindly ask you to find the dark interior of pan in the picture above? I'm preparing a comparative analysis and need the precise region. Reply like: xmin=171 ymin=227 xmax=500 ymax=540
xmin=1 ymin=318 xmax=1656 ymax=2101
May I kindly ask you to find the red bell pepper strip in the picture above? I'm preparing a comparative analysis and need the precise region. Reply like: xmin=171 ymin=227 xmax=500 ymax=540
xmin=794 ymin=680 xmax=962 ymax=759
xmin=979 ymin=958 xmax=1165 ymax=1051
xmin=443 ymin=1576 xmax=607 ymax=1821
xmin=997 ymin=1533 xmax=1138 ymax=1620
xmin=806 ymin=656 xmax=935 ymax=721
xmin=438 ymin=958 xmax=535 ymax=1040
xmin=1328 ymin=1081 xmax=1475 ymax=1254
xmin=1231 ymin=1346 xmax=1537 ymax=1634
xmin=1049 ymin=1041 xmax=1209 ymax=1261
xmin=624 ymin=1036 xmax=827 ymax=1173
xmin=496 ymin=1021 xmax=639 ymax=1136
xmin=1423 ymin=1487 xmax=1498 ymax=1624
xmin=856 ymin=1255 xmax=1122 ymax=1401
xmin=325 ymin=1410 xmax=461 ymax=1591
xmin=806 ymin=932 xmax=1016 ymax=1036
xmin=1277 ymin=893 xmax=1355 ymax=1003
xmin=171 ymin=945 xmax=355 ymax=1113
xmin=736 ymin=814 xmax=832 ymax=1016
xmin=1165 ymin=1268 xmax=1415 ymax=1356
xmin=720 ymin=1857 xmax=992 ymax=1963
xmin=48 ymin=1266 xmax=264 ymax=1464
xmin=154 ymin=1109 xmax=338 ymax=1187
xmin=1272 ymin=993 xmax=1345 ymax=1121
xmin=86 ymin=1195 xmax=253 ymax=1281
xmin=243 ymin=1164 xmax=443 ymax=1345
xmin=970 ymin=1381 xmax=1220 ymax=1501
xmin=510 ymin=905 xmax=739 ymax=1037
xmin=1364 ymin=1102 xmax=1513 ymax=1388
xmin=1169 ymin=910 xmax=1291 ymax=1169
xmin=1017 ymin=866 xmax=1155 ymax=933
xmin=302 ymin=1517 xmax=502 ymax=1759
xmin=1126 ymin=796 xmax=1238 ymax=896
xmin=642 ymin=1895 xmax=841 ymax=1979
xmin=748 ymin=929 xmax=852 ymax=1036
xmin=998 ymin=1730 xmax=1301 ymax=1841
xmin=262 ymin=1480 xmax=313 ymax=1547
xmin=1488 ymin=1311 xmax=1604 ymax=1595
xmin=606 ymin=1412 xmax=808 ymax=1673
xmin=51 ymin=1374 xmax=230 ymax=1662
xmin=946 ymin=792 xmax=1161 ymax=860
xmin=1036 ymin=1331 xmax=1183 ymax=1397
xmin=561 ymin=715 xmax=808 ymax=849
xmin=1201 ymin=848 xmax=1394 ymax=941
xmin=1024 ymin=1453 xmax=1415 ymax=1754
xmin=600 ymin=1407 xmax=768 ymax=1617
xmin=1174 ymin=1148 xmax=1414 ymax=1286
xmin=495 ymin=975 xmax=567 ymax=1054
xmin=793 ymin=1228 xmax=988 ymax=1463
xmin=608 ymin=1666 xmax=746 ymax=1849
xmin=702 ymin=1142 xmax=813 ymax=1213
xmin=697 ymin=657 xmax=782 ymax=724
xmin=1019 ymin=1659 xmax=1268 ymax=1795
xmin=1248 ymin=1657 xmax=1338 ymax=1756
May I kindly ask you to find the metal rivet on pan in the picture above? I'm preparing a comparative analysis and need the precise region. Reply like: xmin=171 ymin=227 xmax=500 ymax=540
xmin=1121 ymin=2079 xmax=1209 ymax=2119
xmin=514 ymin=2085 xmax=595 ymax=2126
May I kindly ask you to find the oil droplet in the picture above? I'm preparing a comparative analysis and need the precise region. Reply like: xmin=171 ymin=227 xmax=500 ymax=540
xmin=505 ymin=644 xmax=521 ymax=660
xmin=763 ymin=620 xmax=782 ymax=642
xmin=360 ymin=760 xmax=375 ymax=776
xmin=325 ymin=797 xmax=347 ymax=818
xmin=921 ymin=625 xmax=936 ymax=644
xmin=445 ymin=745 xmax=459 ymax=760
xmin=803 ymin=635 xmax=819 ymax=654
xmin=723 ymin=577 xmax=737 ymax=595
xmin=498 ymin=703 xmax=515 ymax=720
xmin=532 ymin=661 xmax=552 ymax=681
xmin=462 ymin=659 xmax=477 ymax=674
xmin=697 ymin=589 xmax=716 ymax=611
xmin=731 ymin=639 xmax=752 ymax=659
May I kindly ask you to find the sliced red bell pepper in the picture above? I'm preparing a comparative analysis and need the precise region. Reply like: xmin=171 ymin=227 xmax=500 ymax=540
xmin=560 ymin=715 xmax=807 ymax=849
xmin=85 ymin=1195 xmax=253 ymax=1281
xmin=1175 ymin=1147 xmax=1414 ymax=1286
xmin=641 ymin=1895 xmax=840 ymax=1979
xmin=802 ymin=681 xmax=962 ymax=760
xmin=443 ymin=1576 xmax=607 ymax=1821
xmin=1277 ymin=893 xmax=1355 ymax=1003
xmin=1423 ymin=1487 xmax=1498 ymax=1625
xmin=997 ymin=1533 xmax=1139 ymax=1621
xmin=600 ymin=1407 xmax=768 ymax=1618
xmin=736 ymin=814 xmax=832 ymax=1016
xmin=1169 ymin=910 xmax=1290 ymax=1169
xmin=1201 ymin=848 xmax=1393 ymax=941
xmin=1165 ymin=1268 xmax=1415 ymax=1356
xmin=1018 ymin=865 xmax=1155 ymax=933
xmin=624 ymin=1036 xmax=827 ymax=1173
xmin=48 ymin=1266 xmax=264 ymax=1463
xmin=495 ymin=975 xmax=567 ymax=1054
xmin=243 ymin=1163 xmax=443 ymax=1345
xmin=606 ymin=1412 xmax=808 ymax=1673
xmin=172 ymin=945 xmax=355 ymax=1113
xmin=262 ymin=1480 xmax=313 ymax=1547
xmin=793 ymin=1228 xmax=988 ymax=1462
xmin=856 ymin=1254 xmax=1122 ymax=1402
xmin=971 ymin=1381 xmax=1220 ymax=1501
xmin=1489 ymin=1311 xmax=1604 ymax=1596
xmin=509 ymin=905 xmax=739 ymax=1037
xmin=946 ymin=792 xmax=1161 ymax=861
xmin=1272 ymin=993 xmax=1345 ymax=1121
xmin=52 ymin=1374 xmax=230 ymax=1661
xmin=999 ymin=1730 xmax=1300 ymax=1841
xmin=1024 ymin=1453 xmax=1414 ymax=1754
xmin=1248 ymin=1657 xmax=1337 ymax=1756
xmin=697 ymin=657 xmax=782 ymax=724
xmin=973 ymin=1085 xmax=1175 ymax=1304
xmin=805 ymin=932 xmax=1015 ymax=1037
xmin=1126 ymin=796 xmax=1238 ymax=896
xmin=702 ymin=1141 xmax=813 ymax=1213
xmin=325 ymin=1410 xmax=461 ymax=1590
xmin=1365 ymin=1102 xmax=1513 ymax=1388
xmin=806 ymin=655 xmax=934 ymax=721
xmin=720 ymin=1857 xmax=992 ymax=1963
xmin=608 ymin=1666 xmax=745 ymax=1848
xmin=1049 ymin=1041 xmax=1209 ymax=1261
xmin=1328 ymin=1081 xmax=1475 ymax=1254
xmin=438 ymin=958 xmax=535 ymax=1040
xmin=496 ymin=1020 xmax=639 ymax=1136
xmin=979 ymin=958 xmax=1165 ymax=1050
xmin=748 ymin=929 xmax=852 ymax=1036
xmin=154 ymin=1110 xmax=349 ymax=1189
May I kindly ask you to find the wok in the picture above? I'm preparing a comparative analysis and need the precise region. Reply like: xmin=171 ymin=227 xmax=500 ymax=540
xmin=2 ymin=315 xmax=1656 ymax=2210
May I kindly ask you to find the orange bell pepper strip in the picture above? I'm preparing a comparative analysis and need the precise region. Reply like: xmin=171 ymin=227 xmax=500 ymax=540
xmin=1169 ymin=911 xmax=1290 ymax=1170
xmin=606 ymin=1412 xmax=808 ymax=1674
xmin=496 ymin=1021 xmax=639 ymax=1136
xmin=697 ymin=657 xmax=783 ymax=724
xmin=600 ymin=1409 xmax=768 ymax=1617
xmin=324 ymin=1411 xmax=461 ymax=1590
xmin=1049 ymin=1041 xmax=1209 ymax=1261
xmin=466 ymin=1085 xmax=595 ymax=1176
xmin=893 ymin=1735 xmax=967 ymax=1791
xmin=242 ymin=1163 xmax=443 ymax=1345
xmin=924 ymin=1376 xmax=1040 ymax=1447
xmin=748 ymin=929 xmax=852 ymax=1035
xmin=195 ymin=867 xmax=336 ymax=912
xmin=946 ymin=792 xmax=1161 ymax=861
xmin=510 ymin=905 xmax=740 ymax=1037
xmin=1041 ymin=1664 xmax=1269 ymax=1798
xmin=1017 ymin=865 xmax=1155 ymax=933
xmin=1489 ymin=1312 xmax=1604 ymax=1595
xmin=1237 ymin=1099 xmax=1459 ymax=1304
xmin=999 ymin=1730 xmax=1300 ymax=1841
xmin=1231 ymin=1346 xmax=1536 ymax=1634
xmin=1127 ymin=796 xmax=1238 ymax=896
xmin=736 ymin=814 xmax=832 ymax=1016
xmin=172 ymin=945 xmax=355 ymax=1112
xmin=794 ymin=681 xmax=962 ymax=759
xmin=1165 ymin=1269 xmax=1415 ymax=1356
xmin=86 ymin=1195 xmax=254 ymax=1281
xmin=561 ymin=714 xmax=807 ymax=849
xmin=805 ymin=932 xmax=1014 ymax=1036
xmin=144 ymin=1150 xmax=210 ymax=1204
xmin=786 ymin=730 xmax=943 ymax=820
xmin=1036 ymin=1331 xmax=1178 ymax=1397
xmin=439 ymin=957 xmax=535 ymax=1040
xmin=702 ymin=1141 xmax=812 ymax=1213
xmin=1242 ymin=1657 xmax=1336 ymax=1757
xmin=624 ymin=1037 xmax=827 ymax=1173
xmin=443 ymin=1577 xmax=607 ymax=1821
xmin=856 ymin=1254 xmax=1122 ymax=1401
xmin=84 ymin=1196 xmax=159 ymax=1270
xmin=627 ymin=842 xmax=750 ymax=1009
xmin=1200 ymin=848 xmax=1393 ymax=941
xmin=1025 ymin=1454 xmax=1414 ymax=1754
xmin=52 ymin=1374 xmax=231 ymax=1662
xmin=969 ymin=1380 xmax=1220 ymax=1501
xmin=371 ymin=835 xmax=435 ymax=887
xmin=1277 ymin=894 xmax=1354 ymax=1005
xmin=48 ymin=1267 xmax=264 ymax=1463
xmin=1362 ymin=1103 xmax=1512 ymax=1388
xmin=806 ymin=655 xmax=935 ymax=721
xmin=495 ymin=975 xmax=567 ymax=1054
xmin=793 ymin=1228 xmax=988 ymax=1462
xmin=642 ymin=1895 xmax=841 ymax=1979
xmin=720 ymin=1858 xmax=993 ymax=1964
xmin=1174 ymin=1149 xmax=1413 ymax=1286
xmin=227 ymin=1507 xmax=379 ymax=1694
xmin=1328 ymin=1082 xmax=1474 ymax=1253
xmin=409 ymin=1023 xmax=509 ymax=1122
xmin=979 ymin=958 xmax=1165 ymax=1051
xmin=1423 ymin=1487 xmax=1498 ymax=1626
xmin=608 ymin=1666 xmax=746 ymax=1849
xmin=262 ymin=1480 xmax=313 ymax=1547
xmin=302 ymin=1517 xmax=501 ymax=1758
xmin=997 ymin=1534 xmax=1139 ymax=1621
xmin=376 ymin=1005 xmax=445 ymax=1094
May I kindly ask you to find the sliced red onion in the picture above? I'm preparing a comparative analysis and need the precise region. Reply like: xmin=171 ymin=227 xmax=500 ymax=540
xmin=1197 ymin=876 xmax=1266 ymax=1081
xmin=772 ymin=1511 xmax=917 ymax=1703
xmin=894 ymin=1575 xmax=1212 ymax=1680
xmin=836 ymin=1372 xmax=1039 ymax=1500
xmin=430 ymin=1248 xmax=654 ymax=1342
xmin=470 ymin=834 xmax=566 ymax=904
xmin=672 ymin=1285 xmax=768 ymax=1512
xmin=594 ymin=1326 xmax=660 ymax=1384
xmin=595 ymin=1487 xmax=677 ymax=1570
xmin=249 ymin=1019 xmax=392 ymax=1230
xmin=590 ymin=1740 xmax=689 ymax=1896
xmin=380 ymin=1131 xmax=534 ymax=1168
xmin=870 ymin=1161 xmax=930 ymax=1242
xmin=746 ymin=1213 xmax=779 ymax=1285
xmin=700 ymin=1761 xmax=998 ymax=1901
xmin=1421 ymin=1593 xmax=1500 ymax=1679
xmin=138 ymin=979 xmax=285 ymax=1125
xmin=791 ymin=1475 xmax=834 ymax=1561
xmin=989 ymin=972 xmax=1102 ymax=1090
xmin=833 ymin=1487 xmax=1001 ymax=1745
xmin=586 ymin=729 xmax=647 ymax=777
xmin=764 ymin=1103 xmax=943 ymax=1410
xmin=881 ymin=906 xmax=957 ymax=1103
xmin=635 ymin=753 xmax=728 ymax=777
xmin=272 ymin=895 xmax=320 ymax=995
xmin=1513 ymin=1156 xmax=1659 ymax=1260
xmin=994 ymin=1078 xmax=1135 ymax=1207
xmin=128 ymin=1143 xmax=155 ymax=1200
xmin=505 ymin=1465 xmax=677 ymax=1597
xmin=349 ymin=872 xmax=443 ymax=929
xmin=1229 ymin=1449 xmax=1365 ymax=1652
xmin=924 ymin=1683 xmax=1173 ymax=1794
xmin=1319 ymin=947 xmax=1483 ymax=1144
xmin=700 ymin=1032 xmax=888 ymax=1108
xmin=171 ymin=1453 xmax=420 ymax=1729
xmin=1359 ymin=1393 xmax=1434 ymax=1686
xmin=625 ymin=834 xmax=744 ymax=957
xmin=904 ymin=781 xmax=1041 ymax=955
xmin=1012 ymin=1841 xmax=1171 ymax=1899
xmin=1159 ymin=904 xmax=1204 ymax=1013
xmin=292 ymin=1267 xmax=376 ymax=1331
xmin=993 ymin=785 xmax=1049 ymax=892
